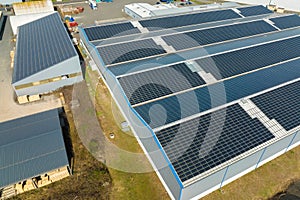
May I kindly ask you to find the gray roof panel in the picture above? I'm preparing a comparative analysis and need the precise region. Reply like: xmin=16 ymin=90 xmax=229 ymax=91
xmin=0 ymin=109 xmax=69 ymax=188
xmin=12 ymin=12 xmax=77 ymax=83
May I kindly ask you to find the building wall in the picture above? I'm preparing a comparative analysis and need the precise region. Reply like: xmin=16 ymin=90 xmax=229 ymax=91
xmin=14 ymin=56 xmax=81 ymax=85
xmin=13 ymin=56 xmax=83 ymax=96
xmin=10 ymin=12 xmax=54 ymax=35
xmin=124 ymin=6 xmax=143 ymax=20
xmin=181 ymin=131 xmax=300 ymax=200
xmin=0 ymin=0 xmax=21 ymax=5
xmin=13 ymin=76 xmax=82 ymax=96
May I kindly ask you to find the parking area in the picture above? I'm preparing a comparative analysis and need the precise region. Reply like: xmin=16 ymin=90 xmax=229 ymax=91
xmin=0 ymin=14 xmax=61 ymax=122
xmin=59 ymin=0 xmax=158 ymax=26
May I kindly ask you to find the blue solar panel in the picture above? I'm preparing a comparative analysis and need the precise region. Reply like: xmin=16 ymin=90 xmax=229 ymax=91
xmin=156 ymin=104 xmax=275 ymax=182
xmin=270 ymin=15 xmax=300 ymax=30
xmin=237 ymin=5 xmax=272 ymax=17
xmin=84 ymin=22 xmax=140 ymax=41
xmin=252 ymin=81 xmax=300 ymax=131
xmin=118 ymin=63 xmax=206 ymax=105
xmin=139 ymin=9 xmax=241 ymax=30
xmin=163 ymin=20 xmax=277 ymax=50
xmin=196 ymin=36 xmax=300 ymax=80
xmin=97 ymin=39 xmax=166 ymax=65
xmin=134 ymin=57 xmax=300 ymax=129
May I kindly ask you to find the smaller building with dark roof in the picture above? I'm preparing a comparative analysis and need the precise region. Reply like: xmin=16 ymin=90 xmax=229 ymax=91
xmin=12 ymin=12 xmax=83 ymax=98
xmin=0 ymin=108 xmax=70 ymax=199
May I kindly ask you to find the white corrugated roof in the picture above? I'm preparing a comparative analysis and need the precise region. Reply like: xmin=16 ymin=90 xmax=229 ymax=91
xmin=13 ymin=0 xmax=54 ymax=16
xmin=225 ymin=0 xmax=300 ymax=12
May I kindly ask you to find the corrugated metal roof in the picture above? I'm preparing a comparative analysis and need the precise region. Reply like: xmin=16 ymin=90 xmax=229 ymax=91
xmin=12 ymin=12 xmax=77 ymax=83
xmin=0 ymin=109 xmax=69 ymax=189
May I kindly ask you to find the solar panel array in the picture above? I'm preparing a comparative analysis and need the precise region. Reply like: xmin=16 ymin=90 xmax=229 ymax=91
xmin=98 ymin=39 xmax=166 ymax=65
xmin=139 ymin=9 xmax=241 ymax=30
xmin=196 ymin=36 xmax=300 ymax=80
xmin=13 ymin=13 xmax=77 ymax=83
xmin=84 ymin=22 xmax=140 ymax=41
xmin=82 ymin=4 xmax=300 ymax=186
xmin=269 ymin=15 xmax=300 ymax=30
xmin=162 ymin=20 xmax=277 ymax=50
xmin=251 ymin=81 xmax=300 ymax=131
xmin=156 ymin=104 xmax=275 ymax=182
xmin=135 ymin=57 xmax=300 ymax=129
xmin=118 ymin=63 xmax=206 ymax=105
xmin=237 ymin=5 xmax=272 ymax=17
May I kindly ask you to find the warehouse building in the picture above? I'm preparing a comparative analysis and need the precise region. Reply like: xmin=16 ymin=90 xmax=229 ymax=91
xmin=0 ymin=109 xmax=70 ymax=199
xmin=10 ymin=0 xmax=55 ymax=35
xmin=12 ymin=12 xmax=83 ymax=100
xmin=80 ymin=5 xmax=300 ymax=200
xmin=226 ymin=0 xmax=300 ymax=12
xmin=124 ymin=2 xmax=239 ymax=19
xmin=0 ymin=0 xmax=21 ymax=5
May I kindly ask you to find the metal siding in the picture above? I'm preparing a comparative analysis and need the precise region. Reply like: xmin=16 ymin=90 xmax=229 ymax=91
xmin=181 ymin=168 xmax=226 ymax=200
xmin=289 ymin=131 xmax=300 ymax=148
xmin=223 ymin=149 xmax=263 ymax=181
xmin=260 ymin=134 xmax=294 ymax=163
xmin=13 ymin=57 xmax=81 ymax=85
xmin=0 ymin=0 xmax=21 ymax=4
xmin=14 ymin=76 xmax=83 ymax=96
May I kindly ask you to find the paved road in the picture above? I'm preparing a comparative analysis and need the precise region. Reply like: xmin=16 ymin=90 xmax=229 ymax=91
xmin=0 ymin=13 xmax=61 ymax=122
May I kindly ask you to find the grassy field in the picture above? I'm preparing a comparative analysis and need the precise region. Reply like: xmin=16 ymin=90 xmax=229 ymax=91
xmin=11 ymin=87 xmax=112 ymax=200
xmin=202 ymin=147 xmax=300 ymax=200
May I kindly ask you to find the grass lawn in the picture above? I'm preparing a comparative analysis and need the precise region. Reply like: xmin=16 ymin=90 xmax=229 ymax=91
xmin=202 ymin=147 xmax=300 ymax=200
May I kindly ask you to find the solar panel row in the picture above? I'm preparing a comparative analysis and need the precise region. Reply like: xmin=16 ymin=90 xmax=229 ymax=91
xmin=84 ymin=22 xmax=140 ymax=41
xmin=118 ymin=63 xmax=206 ymax=105
xmin=270 ymin=15 xmax=300 ymax=30
xmin=139 ymin=9 xmax=241 ymax=31
xmin=98 ymin=39 xmax=166 ymax=65
xmin=237 ymin=5 xmax=272 ymax=17
xmin=252 ymin=81 xmax=300 ymax=131
xmin=196 ymin=36 xmax=300 ymax=80
xmin=162 ymin=20 xmax=277 ymax=50
xmin=135 ymin=57 xmax=300 ymax=129
xmin=156 ymin=104 xmax=274 ymax=182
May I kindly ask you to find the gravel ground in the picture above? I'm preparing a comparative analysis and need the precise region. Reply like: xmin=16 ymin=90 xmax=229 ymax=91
xmin=58 ymin=0 xmax=158 ymax=27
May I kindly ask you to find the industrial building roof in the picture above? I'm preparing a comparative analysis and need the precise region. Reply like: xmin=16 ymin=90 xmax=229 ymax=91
xmin=81 ymin=4 xmax=300 ymax=186
xmin=124 ymin=2 xmax=239 ymax=19
xmin=12 ymin=12 xmax=77 ymax=83
xmin=0 ymin=109 xmax=69 ymax=189
xmin=227 ymin=0 xmax=300 ymax=12
xmin=12 ymin=0 xmax=54 ymax=16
